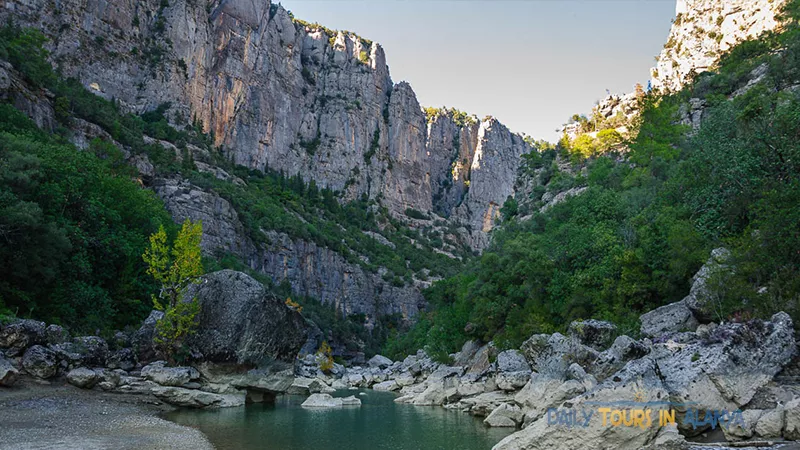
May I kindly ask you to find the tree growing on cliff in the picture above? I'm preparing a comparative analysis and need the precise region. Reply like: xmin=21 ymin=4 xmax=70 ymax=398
xmin=143 ymin=219 xmax=204 ymax=361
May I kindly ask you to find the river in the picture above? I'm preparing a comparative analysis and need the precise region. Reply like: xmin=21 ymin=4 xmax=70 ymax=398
xmin=165 ymin=390 xmax=513 ymax=450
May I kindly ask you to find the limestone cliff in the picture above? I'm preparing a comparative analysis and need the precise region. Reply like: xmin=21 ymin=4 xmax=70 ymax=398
xmin=0 ymin=0 xmax=530 ymax=249
xmin=152 ymin=177 xmax=425 ymax=326
xmin=652 ymin=0 xmax=787 ymax=91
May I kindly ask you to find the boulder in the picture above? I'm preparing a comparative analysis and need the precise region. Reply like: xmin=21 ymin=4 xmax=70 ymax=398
xmin=514 ymin=374 xmax=585 ymax=425
xmin=0 ymin=319 xmax=45 ymax=356
xmin=567 ymin=319 xmax=616 ymax=350
xmin=0 ymin=352 xmax=18 ymax=386
xmin=367 ymin=354 xmax=393 ymax=370
xmin=152 ymin=386 xmax=245 ymax=409
xmin=484 ymin=403 xmax=523 ymax=427
xmin=754 ymin=407 xmax=785 ymax=438
xmin=286 ymin=377 xmax=334 ymax=395
xmin=372 ymin=380 xmax=399 ymax=392
xmin=330 ymin=379 xmax=348 ymax=390
xmin=395 ymin=372 xmax=416 ymax=387
xmin=66 ymin=367 xmax=99 ymax=389
xmin=683 ymin=248 xmax=732 ymax=322
xmin=452 ymin=340 xmax=482 ymax=367
xmin=94 ymin=367 xmax=122 ymax=388
xmin=520 ymin=333 xmax=597 ymax=378
xmin=71 ymin=336 xmax=108 ymax=367
xmin=48 ymin=336 xmax=109 ymax=372
xmin=106 ymin=348 xmax=136 ymax=371
xmin=496 ymin=371 xmax=531 ymax=391
xmin=413 ymin=376 xmax=461 ymax=406
xmin=181 ymin=270 xmax=308 ymax=366
xmin=457 ymin=381 xmax=486 ymax=398
xmin=723 ymin=409 xmax=763 ymax=441
xmin=141 ymin=361 xmax=199 ymax=387
xmin=590 ymin=335 xmax=649 ymax=380
xmin=784 ymin=399 xmax=800 ymax=440
xmin=109 ymin=331 xmax=131 ymax=350
xmin=340 ymin=395 xmax=361 ymax=406
xmin=44 ymin=325 xmax=70 ymax=345
xmin=301 ymin=393 xmax=361 ymax=408
xmin=22 ymin=345 xmax=57 ymax=379
xmin=496 ymin=350 xmax=530 ymax=373
xmin=639 ymin=300 xmax=698 ymax=337
xmin=494 ymin=358 xmax=669 ymax=450
xmin=655 ymin=312 xmax=796 ymax=413
xmin=460 ymin=391 xmax=514 ymax=417
xmin=464 ymin=344 xmax=494 ymax=376
xmin=639 ymin=424 xmax=689 ymax=450
xmin=200 ymin=364 xmax=296 ymax=397
xmin=132 ymin=310 xmax=163 ymax=363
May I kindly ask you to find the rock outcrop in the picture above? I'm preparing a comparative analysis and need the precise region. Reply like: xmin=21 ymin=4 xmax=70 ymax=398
xmin=652 ymin=0 xmax=787 ymax=92
xmin=0 ymin=272 xmax=313 ymax=407
xmin=0 ymin=0 xmax=531 ymax=250
xmin=181 ymin=270 xmax=308 ymax=366
xmin=154 ymin=177 xmax=426 ymax=323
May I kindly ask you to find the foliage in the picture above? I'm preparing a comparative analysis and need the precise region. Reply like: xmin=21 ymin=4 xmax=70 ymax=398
xmin=143 ymin=219 xmax=204 ymax=361
xmin=0 ymin=104 xmax=173 ymax=332
xmin=0 ymin=23 xmax=55 ymax=87
xmin=285 ymin=297 xmax=303 ymax=313
xmin=387 ymin=0 xmax=800 ymax=357
xmin=423 ymin=106 xmax=478 ymax=127
xmin=317 ymin=340 xmax=334 ymax=372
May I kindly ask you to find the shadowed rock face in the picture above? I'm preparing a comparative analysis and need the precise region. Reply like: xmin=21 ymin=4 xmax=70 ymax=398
xmin=0 ymin=0 xmax=530 ymax=249
xmin=182 ymin=270 xmax=308 ymax=367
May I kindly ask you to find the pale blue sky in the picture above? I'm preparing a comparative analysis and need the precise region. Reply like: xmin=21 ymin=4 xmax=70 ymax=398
xmin=279 ymin=0 xmax=676 ymax=141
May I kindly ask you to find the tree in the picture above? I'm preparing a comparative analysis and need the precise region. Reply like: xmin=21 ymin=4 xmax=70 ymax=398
xmin=316 ymin=341 xmax=334 ymax=372
xmin=143 ymin=219 xmax=204 ymax=361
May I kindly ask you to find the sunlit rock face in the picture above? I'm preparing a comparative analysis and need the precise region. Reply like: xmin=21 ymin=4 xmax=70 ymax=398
xmin=652 ymin=0 xmax=786 ymax=91
xmin=1 ymin=0 xmax=531 ymax=250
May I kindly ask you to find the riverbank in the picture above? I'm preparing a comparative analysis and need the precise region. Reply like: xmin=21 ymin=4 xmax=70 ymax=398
xmin=0 ymin=376 xmax=213 ymax=450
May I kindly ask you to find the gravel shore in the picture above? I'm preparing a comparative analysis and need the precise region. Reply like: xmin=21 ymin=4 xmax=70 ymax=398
xmin=0 ymin=376 xmax=214 ymax=450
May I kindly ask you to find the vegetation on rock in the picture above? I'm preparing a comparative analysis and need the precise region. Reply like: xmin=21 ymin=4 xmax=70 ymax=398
xmin=143 ymin=219 xmax=204 ymax=361
xmin=385 ymin=0 xmax=800 ymax=358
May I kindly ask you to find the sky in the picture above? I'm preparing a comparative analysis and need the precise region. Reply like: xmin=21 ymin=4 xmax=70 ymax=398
xmin=278 ymin=0 xmax=677 ymax=142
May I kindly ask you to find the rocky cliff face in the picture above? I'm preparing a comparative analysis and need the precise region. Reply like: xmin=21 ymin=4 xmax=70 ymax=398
xmin=1 ymin=0 xmax=530 ymax=248
xmin=652 ymin=0 xmax=786 ymax=91
xmin=152 ymin=177 xmax=425 ymax=324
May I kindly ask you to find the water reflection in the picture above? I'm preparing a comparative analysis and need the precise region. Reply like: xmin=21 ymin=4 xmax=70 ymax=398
xmin=165 ymin=390 xmax=513 ymax=450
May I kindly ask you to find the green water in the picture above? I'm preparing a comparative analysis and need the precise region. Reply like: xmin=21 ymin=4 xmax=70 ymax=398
xmin=165 ymin=390 xmax=513 ymax=450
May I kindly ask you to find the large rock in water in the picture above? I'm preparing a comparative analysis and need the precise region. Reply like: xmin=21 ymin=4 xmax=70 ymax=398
xmin=152 ymin=386 xmax=245 ymax=409
xmin=182 ymin=270 xmax=308 ymax=366
xmin=301 ymin=393 xmax=361 ymax=408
